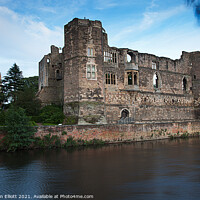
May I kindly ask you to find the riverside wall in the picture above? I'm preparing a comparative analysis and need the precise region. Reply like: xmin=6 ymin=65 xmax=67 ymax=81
xmin=35 ymin=120 xmax=200 ymax=143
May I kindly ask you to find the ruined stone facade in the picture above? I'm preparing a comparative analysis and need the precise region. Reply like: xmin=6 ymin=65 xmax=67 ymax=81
xmin=37 ymin=18 xmax=200 ymax=125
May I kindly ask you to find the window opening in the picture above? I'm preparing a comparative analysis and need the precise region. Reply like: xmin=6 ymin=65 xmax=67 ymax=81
xmin=87 ymin=65 xmax=96 ymax=80
xmin=105 ymin=73 xmax=116 ymax=85
xmin=153 ymin=73 xmax=159 ymax=88
xmin=112 ymin=53 xmax=117 ymax=63
xmin=127 ymin=72 xmax=133 ymax=85
xmin=121 ymin=109 xmax=129 ymax=119
xmin=152 ymin=62 xmax=156 ymax=69
xmin=134 ymin=73 xmax=137 ymax=85
xmin=127 ymin=54 xmax=131 ymax=62
xmin=183 ymin=77 xmax=187 ymax=91
xmin=88 ymin=48 xmax=93 ymax=56
xmin=104 ymin=51 xmax=117 ymax=63
xmin=56 ymin=70 xmax=62 ymax=80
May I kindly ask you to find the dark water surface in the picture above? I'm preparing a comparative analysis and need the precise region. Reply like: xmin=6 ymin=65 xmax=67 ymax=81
xmin=0 ymin=138 xmax=200 ymax=200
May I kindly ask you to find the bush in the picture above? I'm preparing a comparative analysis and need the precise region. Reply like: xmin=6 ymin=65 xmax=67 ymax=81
xmin=2 ymin=106 xmax=36 ymax=152
xmin=39 ymin=105 xmax=65 ymax=124
xmin=0 ymin=110 xmax=5 ymax=126
xmin=65 ymin=116 xmax=78 ymax=125
xmin=33 ymin=134 xmax=61 ymax=149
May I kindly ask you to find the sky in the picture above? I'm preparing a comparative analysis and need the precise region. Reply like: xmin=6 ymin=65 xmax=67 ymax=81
xmin=0 ymin=0 xmax=200 ymax=78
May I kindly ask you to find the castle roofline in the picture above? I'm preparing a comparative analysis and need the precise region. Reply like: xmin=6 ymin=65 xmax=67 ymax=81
xmin=64 ymin=18 xmax=102 ymax=29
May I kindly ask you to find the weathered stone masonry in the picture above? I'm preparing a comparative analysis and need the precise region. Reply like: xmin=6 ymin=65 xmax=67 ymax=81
xmin=37 ymin=18 xmax=200 ymax=127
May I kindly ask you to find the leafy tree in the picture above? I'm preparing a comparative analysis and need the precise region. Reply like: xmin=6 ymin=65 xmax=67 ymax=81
xmin=23 ymin=76 xmax=39 ymax=94
xmin=40 ymin=105 xmax=65 ymax=125
xmin=14 ymin=87 xmax=41 ymax=117
xmin=2 ymin=63 xmax=24 ymax=103
xmin=0 ymin=109 xmax=5 ymax=125
xmin=13 ymin=76 xmax=41 ymax=117
xmin=3 ymin=106 xmax=36 ymax=152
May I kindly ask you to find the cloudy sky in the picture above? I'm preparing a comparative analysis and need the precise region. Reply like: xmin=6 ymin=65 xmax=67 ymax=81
xmin=0 ymin=0 xmax=199 ymax=77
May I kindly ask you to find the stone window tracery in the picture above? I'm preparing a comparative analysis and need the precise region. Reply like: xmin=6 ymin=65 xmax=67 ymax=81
xmin=126 ymin=71 xmax=138 ymax=86
xmin=87 ymin=65 xmax=96 ymax=80
xmin=87 ymin=48 xmax=93 ymax=56
xmin=105 ymin=73 xmax=116 ymax=84
xmin=104 ymin=51 xmax=117 ymax=63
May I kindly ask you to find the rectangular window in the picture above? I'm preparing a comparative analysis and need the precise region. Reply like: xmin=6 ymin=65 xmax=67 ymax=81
xmin=112 ymin=53 xmax=117 ymax=63
xmin=104 ymin=51 xmax=117 ymax=63
xmin=127 ymin=72 xmax=133 ymax=85
xmin=152 ymin=62 xmax=156 ymax=69
xmin=107 ymin=73 xmax=110 ymax=84
xmin=105 ymin=73 xmax=116 ymax=85
xmin=111 ymin=74 xmax=113 ymax=84
xmin=134 ymin=72 xmax=138 ymax=85
xmin=87 ymin=48 xmax=93 ymax=56
xmin=87 ymin=65 xmax=91 ymax=79
xmin=87 ymin=65 xmax=96 ymax=79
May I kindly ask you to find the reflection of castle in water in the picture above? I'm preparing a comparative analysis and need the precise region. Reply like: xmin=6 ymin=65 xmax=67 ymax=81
xmin=37 ymin=18 xmax=200 ymax=125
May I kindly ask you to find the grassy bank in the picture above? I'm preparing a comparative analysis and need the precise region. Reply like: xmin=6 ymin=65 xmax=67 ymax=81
xmin=0 ymin=133 xmax=105 ymax=152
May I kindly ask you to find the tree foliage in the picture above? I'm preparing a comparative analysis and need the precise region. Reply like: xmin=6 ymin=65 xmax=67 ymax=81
xmin=40 ymin=105 xmax=65 ymax=125
xmin=1 ymin=64 xmax=40 ymax=116
xmin=3 ymin=107 xmax=36 ymax=152
xmin=2 ymin=63 xmax=24 ymax=103
xmin=0 ymin=109 xmax=5 ymax=126
xmin=22 ymin=76 xmax=39 ymax=94
xmin=14 ymin=87 xmax=41 ymax=116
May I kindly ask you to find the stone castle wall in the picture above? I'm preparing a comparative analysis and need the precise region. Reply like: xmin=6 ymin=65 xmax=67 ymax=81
xmin=37 ymin=18 xmax=200 ymax=125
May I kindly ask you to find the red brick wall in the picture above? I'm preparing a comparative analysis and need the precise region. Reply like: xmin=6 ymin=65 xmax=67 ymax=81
xmin=35 ymin=121 xmax=200 ymax=143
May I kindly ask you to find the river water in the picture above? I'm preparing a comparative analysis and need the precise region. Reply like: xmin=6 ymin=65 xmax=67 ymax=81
xmin=0 ymin=138 xmax=200 ymax=200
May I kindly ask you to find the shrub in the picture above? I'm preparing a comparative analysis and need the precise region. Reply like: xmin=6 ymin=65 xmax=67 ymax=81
xmin=40 ymin=105 xmax=65 ymax=124
xmin=3 ymin=106 xmax=36 ymax=152
xmin=65 ymin=116 xmax=78 ymax=125
xmin=0 ymin=110 xmax=5 ymax=126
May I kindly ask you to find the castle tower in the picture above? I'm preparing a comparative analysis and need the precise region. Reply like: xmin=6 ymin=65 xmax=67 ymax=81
xmin=38 ymin=45 xmax=63 ymax=105
xmin=63 ymin=18 xmax=107 ymax=124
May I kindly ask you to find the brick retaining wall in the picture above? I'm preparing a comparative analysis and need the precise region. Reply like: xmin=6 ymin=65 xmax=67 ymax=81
xmin=35 ymin=120 xmax=200 ymax=143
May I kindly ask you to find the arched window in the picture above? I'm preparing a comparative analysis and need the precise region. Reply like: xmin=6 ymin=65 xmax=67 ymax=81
xmin=121 ymin=109 xmax=129 ymax=119
xmin=153 ymin=73 xmax=159 ymax=89
xmin=127 ymin=54 xmax=131 ymax=62
xmin=127 ymin=52 xmax=136 ymax=63
xmin=183 ymin=77 xmax=187 ymax=91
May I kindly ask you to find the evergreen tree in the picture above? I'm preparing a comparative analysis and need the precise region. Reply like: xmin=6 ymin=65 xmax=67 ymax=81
xmin=2 ymin=63 xmax=24 ymax=103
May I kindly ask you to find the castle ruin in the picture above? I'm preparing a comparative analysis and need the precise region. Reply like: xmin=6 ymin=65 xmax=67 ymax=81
xmin=37 ymin=18 xmax=200 ymax=125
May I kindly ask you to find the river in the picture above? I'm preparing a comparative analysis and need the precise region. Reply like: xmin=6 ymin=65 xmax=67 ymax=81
xmin=0 ymin=138 xmax=200 ymax=200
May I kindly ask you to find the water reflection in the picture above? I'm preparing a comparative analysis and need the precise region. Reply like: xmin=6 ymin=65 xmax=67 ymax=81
xmin=0 ymin=138 xmax=200 ymax=199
